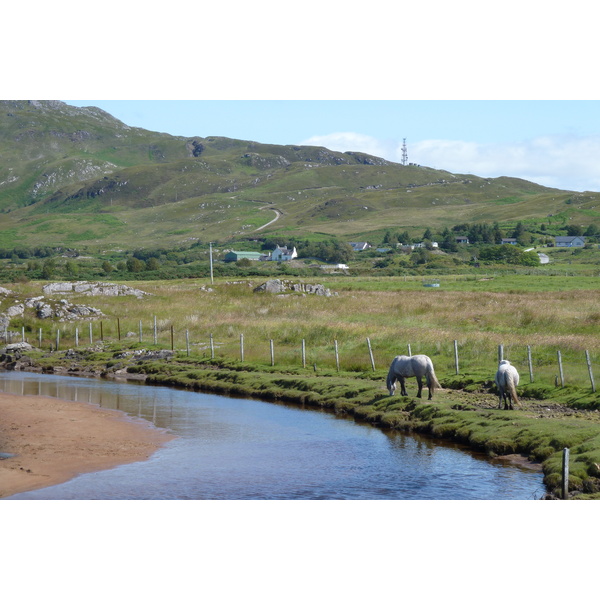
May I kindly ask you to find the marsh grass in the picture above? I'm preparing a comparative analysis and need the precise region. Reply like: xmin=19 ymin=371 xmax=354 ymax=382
xmin=8 ymin=274 xmax=599 ymax=391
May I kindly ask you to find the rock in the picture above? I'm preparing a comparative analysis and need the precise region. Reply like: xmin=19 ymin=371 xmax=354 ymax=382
xmin=35 ymin=302 xmax=54 ymax=319
xmin=2 ymin=342 xmax=34 ymax=353
xmin=254 ymin=279 xmax=337 ymax=296
xmin=42 ymin=281 xmax=150 ymax=298
xmin=6 ymin=303 xmax=24 ymax=317
xmin=132 ymin=350 xmax=174 ymax=362
xmin=254 ymin=279 xmax=288 ymax=294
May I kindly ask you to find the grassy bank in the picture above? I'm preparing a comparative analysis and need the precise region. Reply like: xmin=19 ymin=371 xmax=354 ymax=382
xmin=13 ymin=342 xmax=600 ymax=500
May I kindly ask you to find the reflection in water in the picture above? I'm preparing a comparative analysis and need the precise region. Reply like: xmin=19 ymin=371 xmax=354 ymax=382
xmin=0 ymin=372 xmax=545 ymax=500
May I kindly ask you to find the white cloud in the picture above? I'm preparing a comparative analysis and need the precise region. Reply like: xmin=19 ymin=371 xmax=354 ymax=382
xmin=301 ymin=132 xmax=600 ymax=192
xmin=410 ymin=135 xmax=600 ymax=192
xmin=300 ymin=132 xmax=396 ymax=161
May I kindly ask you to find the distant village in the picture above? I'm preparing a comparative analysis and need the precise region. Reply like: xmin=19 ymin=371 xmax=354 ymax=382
xmin=223 ymin=235 xmax=588 ymax=269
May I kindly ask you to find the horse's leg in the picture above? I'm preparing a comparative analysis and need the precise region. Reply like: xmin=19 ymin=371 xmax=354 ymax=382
xmin=399 ymin=376 xmax=407 ymax=396
xmin=425 ymin=375 xmax=433 ymax=400
xmin=416 ymin=376 xmax=423 ymax=398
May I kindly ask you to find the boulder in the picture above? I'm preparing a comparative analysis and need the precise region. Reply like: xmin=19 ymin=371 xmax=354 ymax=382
xmin=254 ymin=279 xmax=336 ymax=296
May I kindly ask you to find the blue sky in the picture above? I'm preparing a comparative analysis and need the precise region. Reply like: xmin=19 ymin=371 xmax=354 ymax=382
xmin=65 ymin=100 xmax=600 ymax=192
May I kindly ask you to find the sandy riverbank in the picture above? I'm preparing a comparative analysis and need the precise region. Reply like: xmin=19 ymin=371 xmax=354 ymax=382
xmin=0 ymin=391 xmax=175 ymax=499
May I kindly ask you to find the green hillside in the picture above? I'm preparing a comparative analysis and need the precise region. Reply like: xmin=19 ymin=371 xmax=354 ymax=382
xmin=1 ymin=100 xmax=599 ymax=249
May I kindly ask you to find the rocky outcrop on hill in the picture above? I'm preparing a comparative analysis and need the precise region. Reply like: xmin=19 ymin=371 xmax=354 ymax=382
xmin=42 ymin=281 xmax=150 ymax=298
xmin=27 ymin=298 xmax=104 ymax=321
xmin=253 ymin=279 xmax=337 ymax=296
xmin=0 ymin=287 xmax=106 ymax=331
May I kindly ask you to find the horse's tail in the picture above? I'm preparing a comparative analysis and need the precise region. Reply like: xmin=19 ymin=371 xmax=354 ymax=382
xmin=505 ymin=371 xmax=521 ymax=406
xmin=426 ymin=359 xmax=442 ymax=390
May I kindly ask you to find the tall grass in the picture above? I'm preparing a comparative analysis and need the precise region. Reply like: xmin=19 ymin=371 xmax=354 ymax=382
xmin=8 ymin=275 xmax=599 ymax=390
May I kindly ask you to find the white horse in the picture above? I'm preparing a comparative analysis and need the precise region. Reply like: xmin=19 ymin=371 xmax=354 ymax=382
xmin=495 ymin=360 xmax=521 ymax=410
xmin=386 ymin=354 xmax=441 ymax=400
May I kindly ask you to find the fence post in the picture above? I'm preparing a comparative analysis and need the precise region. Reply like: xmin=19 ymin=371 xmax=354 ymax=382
xmin=75 ymin=327 xmax=79 ymax=347
xmin=55 ymin=329 xmax=60 ymax=351
xmin=210 ymin=333 xmax=214 ymax=359
xmin=89 ymin=322 xmax=93 ymax=344
xmin=153 ymin=316 xmax=157 ymax=345
xmin=100 ymin=321 xmax=104 ymax=341
xmin=186 ymin=329 xmax=190 ymax=357
xmin=367 ymin=337 xmax=375 ymax=372
xmin=527 ymin=345 xmax=534 ymax=383
xmin=407 ymin=343 xmax=412 ymax=357
xmin=240 ymin=333 xmax=244 ymax=361
xmin=170 ymin=325 xmax=174 ymax=351
xmin=557 ymin=350 xmax=565 ymax=387
xmin=302 ymin=339 xmax=306 ymax=368
xmin=562 ymin=447 xmax=570 ymax=499
xmin=38 ymin=328 xmax=42 ymax=348
xmin=270 ymin=339 xmax=274 ymax=366
xmin=498 ymin=344 xmax=504 ymax=364
xmin=334 ymin=340 xmax=340 ymax=372
xmin=21 ymin=326 xmax=25 ymax=343
xmin=585 ymin=350 xmax=596 ymax=393
xmin=117 ymin=318 xmax=121 ymax=341
xmin=139 ymin=320 xmax=143 ymax=343
xmin=454 ymin=340 xmax=459 ymax=375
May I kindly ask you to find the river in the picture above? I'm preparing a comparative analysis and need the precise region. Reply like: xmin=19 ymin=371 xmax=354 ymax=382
xmin=0 ymin=371 xmax=545 ymax=500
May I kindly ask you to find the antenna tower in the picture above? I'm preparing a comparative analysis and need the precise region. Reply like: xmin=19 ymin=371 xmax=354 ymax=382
xmin=401 ymin=138 xmax=408 ymax=166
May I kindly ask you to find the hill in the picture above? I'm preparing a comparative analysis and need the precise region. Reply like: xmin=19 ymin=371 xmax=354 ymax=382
xmin=1 ymin=100 xmax=599 ymax=249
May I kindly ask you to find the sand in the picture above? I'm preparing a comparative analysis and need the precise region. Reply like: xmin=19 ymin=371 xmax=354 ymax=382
xmin=0 ymin=391 xmax=175 ymax=499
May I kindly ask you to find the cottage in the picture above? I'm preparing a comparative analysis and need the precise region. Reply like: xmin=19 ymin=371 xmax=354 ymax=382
xmin=455 ymin=236 xmax=470 ymax=244
xmin=554 ymin=236 xmax=586 ymax=247
xmin=501 ymin=238 xmax=517 ymax=245
xmin=271 ymin=245 xmax=297 ymax=261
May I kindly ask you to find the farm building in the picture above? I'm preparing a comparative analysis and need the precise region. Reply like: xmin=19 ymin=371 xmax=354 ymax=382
xmin=554 ymin=236 xmax=586 ymax=247
xmin=501 ymin=238 xmax=517 ymax=245
xmin=223 ymin=251 xmax=267 ymax=262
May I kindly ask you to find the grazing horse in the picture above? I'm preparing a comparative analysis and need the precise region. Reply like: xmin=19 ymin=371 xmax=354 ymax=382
xmin=495 ymin=360 xmax=521 ymax=410
xmin=386 ymin=354 xmax=441 ymax=400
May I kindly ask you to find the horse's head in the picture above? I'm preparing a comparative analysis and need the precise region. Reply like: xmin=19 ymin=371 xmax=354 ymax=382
xmin=387 ymin=380 xmax=396 ymax=396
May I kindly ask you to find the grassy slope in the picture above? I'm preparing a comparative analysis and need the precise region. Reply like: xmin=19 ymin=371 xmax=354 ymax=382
xmin=2 ymin=101 xmax=600 ymax=249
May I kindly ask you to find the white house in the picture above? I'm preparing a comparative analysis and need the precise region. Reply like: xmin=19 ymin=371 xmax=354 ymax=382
xmin=555 ymin=236 xmax=586 ymax=247
xmin=501 ymin=238 xmax=517 ymax=245
xmin=271 ymin=245 xmax=297 ymax=261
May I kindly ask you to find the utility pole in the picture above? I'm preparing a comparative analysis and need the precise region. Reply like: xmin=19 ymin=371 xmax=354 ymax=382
xmin=209 ymin=242 xmax=214 ymax=284
xmin=401 ymin=138 xmax=408 ymax=166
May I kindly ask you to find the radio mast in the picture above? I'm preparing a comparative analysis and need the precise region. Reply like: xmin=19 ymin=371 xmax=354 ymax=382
xmin=401 ymin=138 xmax=408 ymax=166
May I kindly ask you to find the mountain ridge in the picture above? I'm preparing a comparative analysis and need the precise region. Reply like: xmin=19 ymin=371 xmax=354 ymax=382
xmin=1 ymin=100 xmax=597 ymax=249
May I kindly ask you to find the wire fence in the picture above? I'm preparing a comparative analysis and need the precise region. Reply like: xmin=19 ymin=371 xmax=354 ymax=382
xmin=3 ymin=316 xmax=598 ymax=392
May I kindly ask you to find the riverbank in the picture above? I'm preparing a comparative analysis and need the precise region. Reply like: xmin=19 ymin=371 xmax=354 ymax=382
xmin=0 ymin=391 xmax=175 ymax=498
xmin=4 ymin=343 xmax=600 ymax=498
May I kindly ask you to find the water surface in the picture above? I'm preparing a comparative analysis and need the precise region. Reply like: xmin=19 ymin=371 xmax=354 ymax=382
xmin=0 ymin=372 xmax=545 ymax=500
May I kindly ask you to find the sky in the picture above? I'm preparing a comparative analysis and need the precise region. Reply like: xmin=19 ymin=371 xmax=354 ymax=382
xmin=64 ymin=100 xmax=600 ymax=192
